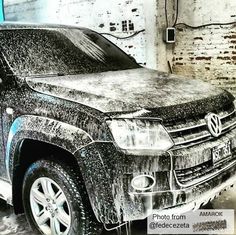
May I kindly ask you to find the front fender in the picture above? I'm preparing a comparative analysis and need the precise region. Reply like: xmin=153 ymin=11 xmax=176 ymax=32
xmin=6 ymin=115 xmax=93 ymax=181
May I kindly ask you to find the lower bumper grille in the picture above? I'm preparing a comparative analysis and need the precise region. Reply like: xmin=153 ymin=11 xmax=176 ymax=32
xmin=175 ymin=156 xmax=236 ymax=186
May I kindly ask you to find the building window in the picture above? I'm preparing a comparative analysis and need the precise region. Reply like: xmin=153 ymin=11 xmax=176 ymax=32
xmin=122 ymin=20 xmax=135 ymax=32
xmin=129 ymin=20 xmax=134 ymax=31
xmin=122 ymin=20 xmax=128 ymax=32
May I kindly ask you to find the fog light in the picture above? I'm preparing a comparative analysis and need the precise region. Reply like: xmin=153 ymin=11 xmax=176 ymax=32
xmin=131 ymin=175 xmax=156 ymax=191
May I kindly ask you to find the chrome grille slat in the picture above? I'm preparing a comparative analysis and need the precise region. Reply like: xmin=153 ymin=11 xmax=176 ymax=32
xmin=167 ymin=107 xmax=236 ymax=147
xmin=174 ymin=133 xmax=211 ymax=146
xmin=168 ymin=122 xmax=206 ymax=133
xmin=222 ymin=120 xmax=236 ymax=131
xmin=221 ymin=109 xmax=236 ymax=119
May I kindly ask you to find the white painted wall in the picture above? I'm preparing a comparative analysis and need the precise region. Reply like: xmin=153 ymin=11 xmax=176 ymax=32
xmin=177 ymin=0 xmax=236 ymax=24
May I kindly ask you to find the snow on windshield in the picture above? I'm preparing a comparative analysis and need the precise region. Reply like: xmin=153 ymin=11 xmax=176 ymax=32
xmin=55 ymin=28 xmax=106 ymax=63
xmin=0 ymin=28 xmax=138 ymax=77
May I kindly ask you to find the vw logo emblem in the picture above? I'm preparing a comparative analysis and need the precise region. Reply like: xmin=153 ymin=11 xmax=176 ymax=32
xmin=205 ymin=113 xmax=222 ymax=137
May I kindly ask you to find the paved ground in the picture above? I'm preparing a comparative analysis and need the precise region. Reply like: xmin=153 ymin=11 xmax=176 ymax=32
xmin=0 ymin=187 xmax=235 ymax=235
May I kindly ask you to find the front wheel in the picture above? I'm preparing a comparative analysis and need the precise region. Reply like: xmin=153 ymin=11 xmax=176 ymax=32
xmin=22 ymin=159 xmax=102 ymax=235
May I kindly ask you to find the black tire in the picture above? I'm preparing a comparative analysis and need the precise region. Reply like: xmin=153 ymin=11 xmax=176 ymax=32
xmin=22 ymin=159 xmax=103 ymax=235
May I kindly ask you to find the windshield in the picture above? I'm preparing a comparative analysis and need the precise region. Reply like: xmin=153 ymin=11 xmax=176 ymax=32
xmin=0 ymin=28 xmax=140 ymax=76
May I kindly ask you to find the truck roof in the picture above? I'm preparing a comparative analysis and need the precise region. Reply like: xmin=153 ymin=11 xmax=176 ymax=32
xmin=0 ymin=22 xmax=86 ymax=30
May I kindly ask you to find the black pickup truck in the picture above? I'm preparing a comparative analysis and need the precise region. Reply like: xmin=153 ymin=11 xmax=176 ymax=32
xmin=0 ymin=23 xmax=235 ymax=235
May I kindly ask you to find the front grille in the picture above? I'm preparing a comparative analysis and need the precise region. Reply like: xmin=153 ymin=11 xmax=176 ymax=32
xmin=175 ymin=157 xmax=236 ymax=186
xmin=165 ymin=104 xmax=236 ymax=148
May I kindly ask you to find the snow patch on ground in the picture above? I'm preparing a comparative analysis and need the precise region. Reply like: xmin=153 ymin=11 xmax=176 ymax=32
xmin=0 ymin=214 xmax=35 ymax=235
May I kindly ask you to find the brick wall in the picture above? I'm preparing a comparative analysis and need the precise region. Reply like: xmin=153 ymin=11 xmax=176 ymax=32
xmin=173 ymin=0 xmax=236 ymax=95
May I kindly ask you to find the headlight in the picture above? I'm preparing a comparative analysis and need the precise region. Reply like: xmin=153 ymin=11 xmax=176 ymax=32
xmin=107 ymin=119 xmax=174 ymax=151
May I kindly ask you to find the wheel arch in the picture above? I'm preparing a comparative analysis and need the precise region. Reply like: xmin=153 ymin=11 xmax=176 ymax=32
xmin=6 ymin=115 xmax=93 ymax=214
xmin=6 ymin=115 xmax=93 ymax=181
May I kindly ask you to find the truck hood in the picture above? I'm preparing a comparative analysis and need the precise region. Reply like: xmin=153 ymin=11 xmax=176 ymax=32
xmin=26 ymin=68 xmax=233 ymax=119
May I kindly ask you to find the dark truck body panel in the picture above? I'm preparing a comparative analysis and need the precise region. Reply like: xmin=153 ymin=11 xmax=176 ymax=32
xmin=0 ymin=23 xmax=235 ymax=225
xmin=26 ymin=68 xmax=231 ymax=112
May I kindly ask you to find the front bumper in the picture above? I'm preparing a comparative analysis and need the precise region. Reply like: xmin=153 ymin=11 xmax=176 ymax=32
xmin=75 ymin=128 xmax=236 ymax=224
xmin=128 ymin=159 xmax=236 ymax=221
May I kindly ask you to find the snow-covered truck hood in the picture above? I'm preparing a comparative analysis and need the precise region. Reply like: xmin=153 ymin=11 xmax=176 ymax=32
xmin=26 ymin=68 xmax=233 ymax=116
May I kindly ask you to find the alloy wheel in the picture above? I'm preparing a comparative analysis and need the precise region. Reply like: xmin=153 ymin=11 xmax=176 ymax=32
xmin=30 ymin=177 xmax=71 ymax=235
